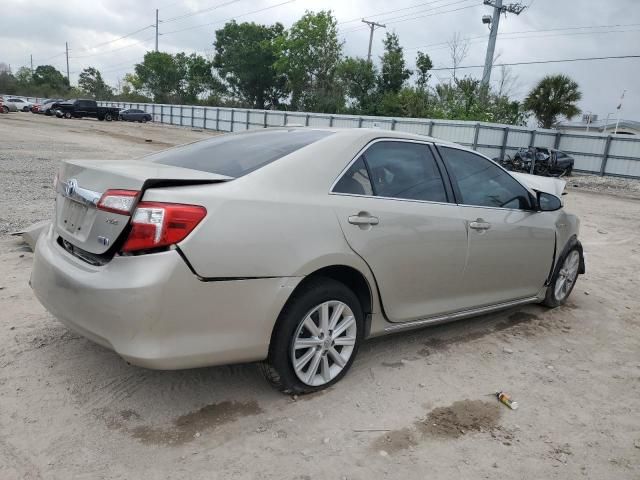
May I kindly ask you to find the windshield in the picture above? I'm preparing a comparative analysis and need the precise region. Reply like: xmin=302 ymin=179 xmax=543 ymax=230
xmin=148 ymin=129 xmax=333 ymax=178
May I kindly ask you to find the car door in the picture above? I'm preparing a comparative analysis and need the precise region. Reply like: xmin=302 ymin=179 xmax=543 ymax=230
xmin=331 ymin=140 xmax=468 ymax=322
xmin=74 ymin=100 xmax=87 ymax=116
xmin=437 ymin=145 xmax=555 ymax=308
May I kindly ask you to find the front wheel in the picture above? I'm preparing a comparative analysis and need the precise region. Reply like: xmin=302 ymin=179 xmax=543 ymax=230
xmin=260 ymin=278 xmax=364 ymax=394
xmin=543 ymin=248 xmax=581 ymax=307
xmin=104 ymin=113 xmax=113 ymax=121
xmin=64 ymin=111 xmax=72 ymax=119
xmin=1 ymin=106 xmax=8 ymax=114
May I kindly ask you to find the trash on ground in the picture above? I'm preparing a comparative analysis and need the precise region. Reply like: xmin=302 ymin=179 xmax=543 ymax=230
xmin=496 ymin=391 xmax=519 ymax=410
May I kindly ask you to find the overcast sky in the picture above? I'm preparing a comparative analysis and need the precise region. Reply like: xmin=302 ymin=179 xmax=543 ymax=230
xmin=2 ymin=0 xmax=639 ymax=121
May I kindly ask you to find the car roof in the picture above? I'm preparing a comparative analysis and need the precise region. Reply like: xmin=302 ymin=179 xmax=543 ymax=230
xmin=244 ymin=126 xmax=457 ymax=147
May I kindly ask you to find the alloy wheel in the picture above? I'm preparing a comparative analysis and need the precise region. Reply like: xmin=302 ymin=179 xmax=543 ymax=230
xmin=290 ymin=300 xmax=357 ymax=387
xmin=554 ymin=250 xmax=580 ymax=301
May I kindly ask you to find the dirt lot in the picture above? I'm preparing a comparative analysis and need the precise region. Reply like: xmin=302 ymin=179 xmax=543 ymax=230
xmin=1 ymin=113 xmax=639 ymax=479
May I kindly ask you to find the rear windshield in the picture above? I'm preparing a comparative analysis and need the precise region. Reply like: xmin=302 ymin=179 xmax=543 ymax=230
xmin=148 ymin=129 xmax=333 ymax=178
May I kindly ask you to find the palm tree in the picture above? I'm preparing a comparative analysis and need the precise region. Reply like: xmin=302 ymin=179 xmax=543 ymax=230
xmin=524 ymin=74 xmax=582 ymax=129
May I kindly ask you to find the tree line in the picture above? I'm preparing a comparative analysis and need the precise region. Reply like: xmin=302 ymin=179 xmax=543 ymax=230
xmin=0 ymin=10 xmax=582 ymax=128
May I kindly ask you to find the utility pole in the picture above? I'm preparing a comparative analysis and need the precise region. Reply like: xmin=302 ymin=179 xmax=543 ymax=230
xmin=65 ymin=42 xmax=70 ymax=82
xmin=155 ymin=9 xmax=159 ymax=52
xmin=361 ymin=19 xmax=386 ymax=63
xmin=480 ymin=0 xmax=527 ymax=88
xmin=614 ymin=90 xmax=626 ymax=134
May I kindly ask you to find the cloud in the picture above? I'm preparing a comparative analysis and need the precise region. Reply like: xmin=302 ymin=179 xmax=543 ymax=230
xmin=1 ymin=0 xmax=638 ymax=120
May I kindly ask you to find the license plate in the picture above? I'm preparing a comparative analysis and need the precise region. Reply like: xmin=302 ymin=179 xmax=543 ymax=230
xmin=63 ymin=200 xmax=88 ymax=232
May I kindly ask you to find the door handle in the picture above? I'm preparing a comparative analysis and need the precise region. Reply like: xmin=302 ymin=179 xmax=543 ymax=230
xmin=469 ymin=219 xmax=491 ymax=230
xmin=348 ymin=213 xmax=379 ymax=226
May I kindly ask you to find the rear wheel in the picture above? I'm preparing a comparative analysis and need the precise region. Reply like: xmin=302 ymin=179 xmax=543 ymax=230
xmin=105 ymin=113 xmax=113 ymax=121
xmin=543 ymin=248 xmax=581 ymax=307
xmin=64 ymin=111 xmax=72 ymax=119
xmin=261 ymin=278 xmax=363 ymax=394
xmin=1 ymin=106 xmax=8 ymax=114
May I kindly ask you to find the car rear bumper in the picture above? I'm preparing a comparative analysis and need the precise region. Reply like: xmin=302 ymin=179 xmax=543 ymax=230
xmin=31 ymin=226 xmax=301 ymax=369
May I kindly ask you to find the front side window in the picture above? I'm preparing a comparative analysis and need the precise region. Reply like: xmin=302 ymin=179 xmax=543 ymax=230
xmin=440 ymin=146 xmax=532 ymax=210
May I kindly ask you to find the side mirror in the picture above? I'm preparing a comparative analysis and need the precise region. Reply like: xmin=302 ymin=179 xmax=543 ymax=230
xmin=536 ymin=191 xmax=562 ymax=212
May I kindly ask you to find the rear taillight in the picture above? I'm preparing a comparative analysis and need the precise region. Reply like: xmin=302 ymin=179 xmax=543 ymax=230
xmin=97 ymin=189 xmax=139 ymax=215
xmin=121 ymin=202 xmax=206 ymax=253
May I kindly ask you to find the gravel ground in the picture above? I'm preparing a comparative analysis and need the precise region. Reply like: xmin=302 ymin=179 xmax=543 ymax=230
xmin=1 ymin=113 xmax=639 ymax=479
xmin=568 ymin=173 xmax=640 ymax=200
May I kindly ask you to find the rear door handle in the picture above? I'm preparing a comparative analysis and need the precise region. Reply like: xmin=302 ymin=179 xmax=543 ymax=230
xmin=469 ymin=219 xmax=491 ymax=230
xmin=348 ymin=213 xmax=379 ymax=226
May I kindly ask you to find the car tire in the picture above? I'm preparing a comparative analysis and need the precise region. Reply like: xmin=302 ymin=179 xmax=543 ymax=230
xmin=64 ymin=112 xmax=72 ymax=119
xmin=543 ymin=247 xmax=581 ymax=308
xmin=105 ymin=113 xmax=113 ymax=121
xmin=1 ymin=106 xmax=8 ymax=114
xmin=142 ymin=117 xmax=148 ymax=123
xmin=260 ymin=277 xmax=364 ymax=394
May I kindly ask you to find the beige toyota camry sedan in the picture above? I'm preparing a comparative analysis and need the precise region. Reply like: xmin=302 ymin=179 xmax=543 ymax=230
xmin=31 ymin=128 xmax=584 ymax=393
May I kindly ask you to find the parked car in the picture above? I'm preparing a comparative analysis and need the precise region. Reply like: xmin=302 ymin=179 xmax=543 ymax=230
xmin=39 ymin=99 xmax=65 ymax=116
xmin=119 ymin=108 xmax=152 ymax=123
xmin=54 ymin=99 xmax=120 ymax=121
xmin=31 ymin=128 xmax=584 ymax=394
xmin=0 ymin=96 xmax=18 ymax=113
xmin=31 ymin=98 xmax=64 ymax=114
xmin=499 ymin=147 xmax=575 ymax=176
xmin=3 ymin=96 xmax=33 ymax=112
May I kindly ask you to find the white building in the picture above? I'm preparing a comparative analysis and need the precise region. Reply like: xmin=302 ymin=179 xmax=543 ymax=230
xmin=556 ymin=114 xmax=640 ymax=136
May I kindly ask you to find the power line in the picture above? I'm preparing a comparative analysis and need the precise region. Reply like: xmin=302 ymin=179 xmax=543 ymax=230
xmin=429 ymin=54 xmax=640 ymax=71
xmin=69 ymin=36 xmax=154 ymax=59
xmin=341 ymin=0 xmax=475 ymax=33
xmin=160 ymin=0 xmax=296 ymax=36
xmin=74 ymin=25 xmax=155 ymax=53
xmin=338 ymin=0 xmax=463 ymax=25
xmin=161 ymin=0 xmax=242 ymax=23
xmin=40 ymin=52 xmax=67 ymax=62
xmin=340 ymin=1 xmax=480 ymax=34
xmin=405 ymin=23 xmax=640 ymax=52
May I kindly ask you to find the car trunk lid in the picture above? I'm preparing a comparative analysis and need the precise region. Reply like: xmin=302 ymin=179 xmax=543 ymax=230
xmin=55 ymin=159 xmax=231 ymax=255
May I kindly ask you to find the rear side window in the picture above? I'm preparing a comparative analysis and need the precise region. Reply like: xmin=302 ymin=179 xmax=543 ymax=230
xmin=363 ymin=141 xmax=447 ymax=202
xmin=333 ymin=157 xmax=373 ymax=196
xmin=149 ymin=129 xmax=333 ymax=178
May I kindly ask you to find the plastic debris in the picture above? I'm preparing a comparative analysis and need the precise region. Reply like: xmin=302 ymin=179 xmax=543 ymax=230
xmin=496 ymin=391 xmax=519 ymax=410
